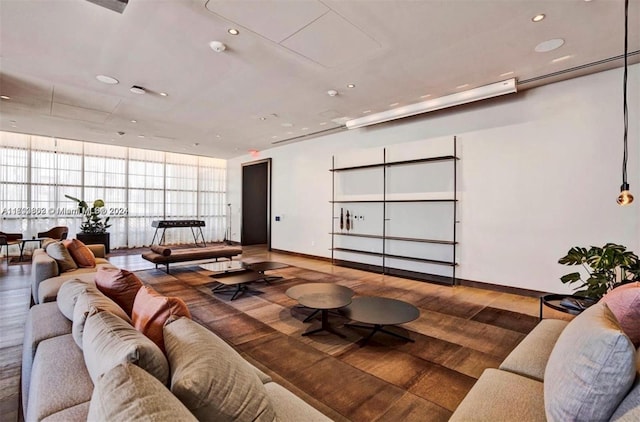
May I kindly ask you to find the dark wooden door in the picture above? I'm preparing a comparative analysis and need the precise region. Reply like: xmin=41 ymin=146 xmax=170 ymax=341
xmin=241 ymin=159 xmax=270 ymax=246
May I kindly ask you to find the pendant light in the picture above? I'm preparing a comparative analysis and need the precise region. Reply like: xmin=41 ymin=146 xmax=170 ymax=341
xmin=617 ymin=0 xmax=634 ymax=205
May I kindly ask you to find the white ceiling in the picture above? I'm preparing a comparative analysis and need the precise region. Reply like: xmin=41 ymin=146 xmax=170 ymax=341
xmin=0 ymin=0 xmax=638 ymax=159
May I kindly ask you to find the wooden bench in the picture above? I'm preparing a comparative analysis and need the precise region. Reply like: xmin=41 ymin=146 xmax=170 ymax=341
xmin=141 ymin=245 xmax=242 ymax=273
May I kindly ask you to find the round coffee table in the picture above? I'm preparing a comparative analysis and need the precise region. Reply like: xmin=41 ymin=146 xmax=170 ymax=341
xmin=286 ymin=283 xmax=353 ymax=338
xmin=340 ymin=296 xmax=420 ymax=345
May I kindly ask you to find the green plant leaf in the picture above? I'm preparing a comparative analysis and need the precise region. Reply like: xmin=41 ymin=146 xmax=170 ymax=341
xmin=560 ymin=272 xmax=581 ymax=284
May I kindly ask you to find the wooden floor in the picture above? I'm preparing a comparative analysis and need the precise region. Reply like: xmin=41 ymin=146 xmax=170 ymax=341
xmin=0 ymin=246 xmax=571 ymax=422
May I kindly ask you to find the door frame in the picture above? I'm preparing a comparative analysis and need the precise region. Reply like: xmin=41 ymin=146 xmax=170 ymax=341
xmin=241 ymin=158 xmax=272 ymax=249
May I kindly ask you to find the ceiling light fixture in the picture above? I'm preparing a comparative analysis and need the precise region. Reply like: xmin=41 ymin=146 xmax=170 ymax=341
xmin=209 ymin=41 xmax=227 ymax=53
xmin=228 ymin=28 xmax=239 ymax=35
xmin=130 ymin=119 xmax=137 ymax=123
xmin=96 ymin=75 xmax=119 ymax=84
xmin=327 ymin=90 xmax=338 ymax=97
xmin=347 ymin=84 xmax=356 ymax=88
xmin=159 ymin=92 xmax=168 ymax=97
xmin=0 ymin=95 xmax=10 ymax=100
xmin=618 ymin=0 xmax=634 ymax=205
xmin=532 ymin=14 xmax=545 ymax=22
xmin=346 ymin=79 xmax=517 ymax=130
xmin=130 ymin=85 xmax=146 ymax=94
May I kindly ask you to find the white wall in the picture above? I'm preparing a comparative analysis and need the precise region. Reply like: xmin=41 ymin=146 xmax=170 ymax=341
xmin=227 ymin=65 xmax=639 ymax=293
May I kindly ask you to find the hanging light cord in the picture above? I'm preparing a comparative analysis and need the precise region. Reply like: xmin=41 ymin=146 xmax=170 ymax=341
xmin=622 ymin=0 xmax=629 ymax=185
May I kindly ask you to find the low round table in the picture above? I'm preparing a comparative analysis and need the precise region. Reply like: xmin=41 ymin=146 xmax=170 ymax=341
xmin=539 ymin=294 xmax=597 ymax=319
xmin=340 ymin=296 xmax=420 ymax=345
xmin=286 ymin=283 xmax=354 ymax=338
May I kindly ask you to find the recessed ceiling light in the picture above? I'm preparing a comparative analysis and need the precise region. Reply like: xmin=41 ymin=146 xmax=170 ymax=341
xmin=319 ymin=122 xmax=327 ymax=126
xmin=281 ymin=122 xmax=294 ymax=128
xmin=500 ymin=71 xmax=515 ymax=77
xmin=130 ymin=119 xmax=137 ymax=123
xmin=138 ymin=135 xmax=145 ymax=138
xmin=216 ymin=134 xmax=221 ymax=138
xmin=96 ymin=75 xmax=119 ymax=85
xmin=301 ymin=127 xmax=309 ymax=130
xmin=552 ymin=55 xmax=573 ymax=63
xmin=130 ymin=86 xmax=146 ymax=94
xmin=327 ymin=90 xmax=338 ymax=97
xmin=159 ymin=92 xmax=168 ymax=97
xmin=362 ymin=110 xmax=372 ymax=114
xmin=535 ymin=38 xmax=564 ymax=53
xmin=0 ymin=95 xmax=10 ymax=100
xmin=420 ymin=94 xmax=431 ymax=99
xmin=389 ymin=102 xmax=400 ymax=107
xmin=260 ymin=117 xmax=267 ymax=121
xmin=456 ymin=84 xmax=470 ymax=89
xmin=532 ymin=14 xmax=545 ymax=22
xmin=347 ymin=84 xmax=356 ymax=88
xmin=228 ymin=28 xmax=239 ymax=35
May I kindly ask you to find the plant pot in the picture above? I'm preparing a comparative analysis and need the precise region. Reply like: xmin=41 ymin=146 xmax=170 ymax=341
xmin=76 ymin=233 xmax=110 ymax=254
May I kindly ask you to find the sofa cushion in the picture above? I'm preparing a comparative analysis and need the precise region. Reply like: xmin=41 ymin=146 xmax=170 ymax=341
xmin=62 ymin=239 xmax=96 ymax=268
xmin=21 ymin=302 xmax=73 ymax=416
xmin=38 ymin=265 xmax=117 ymax=304
xmin=46 ymin=241 xmax=78 ymax=272
xmin=449 ymin=368 xmax=546 ymax=422
xmin=88 ymin=363 xmax=197 ymax=422
xmin=72 ymin=288 xmax=132 ymax=348
xmin=83 ymin=309 xmax=169 ymax=385
xmin=95 ymin=267 xmax=143 ymax=316
xmin=132 ymin=286 xmax=191 ymax=352
xmin=544 ymin=302 xmax=636 ymax=422
xmin=57 ymin=278 xmax=93 ymax=320
xmin=163 ymin=317 xmax=277 ymax=422
xmin=40 ymin=402 xmax=90 ymax=422
xmin=263 ymin=382 xmax=332 ymax=422
xmin=600 ymin=281 xmax=640 ymax=347
xmin=26 ymin=334 xmax=93 ymax=422
xmin=499 ymin=318 xmax=569 ymax=381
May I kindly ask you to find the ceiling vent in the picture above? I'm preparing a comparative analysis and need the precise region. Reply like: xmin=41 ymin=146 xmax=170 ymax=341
xmin=86 ymin=0 xmax=128 ymax=14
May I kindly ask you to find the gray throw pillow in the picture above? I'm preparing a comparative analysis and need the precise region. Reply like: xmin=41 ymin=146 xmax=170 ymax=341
xmin=46 ymin=241 xmax=77 ymax=272
xmin=544 ymin=302 xmax=636 ymax=422
xmin=83 ymin=310 xmax=169 ymax=385
xmin=88 ymin=363 xmax=196 ymax=422
xmin=163 ymin=317 xmax=276 ymax=422
xmin=72 ymin=289 xmax=132 ymax=349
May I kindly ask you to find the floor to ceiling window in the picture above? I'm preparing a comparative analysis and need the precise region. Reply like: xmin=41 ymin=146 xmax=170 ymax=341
xmin=0 ymin=131 xmax=227 ymax=249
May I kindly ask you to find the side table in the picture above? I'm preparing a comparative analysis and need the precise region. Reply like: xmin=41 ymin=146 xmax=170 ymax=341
xmin=539 ymin=294 xmax=597 ymax=320
xmin=20 ymin=238 xmax=45 ymax=261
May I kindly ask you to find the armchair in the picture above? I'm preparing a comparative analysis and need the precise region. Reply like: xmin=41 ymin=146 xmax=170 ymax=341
xmin=37 ymin=226 xmax=69 ymax=241
xmin=0 ymin=231 xmax=23 ymax=265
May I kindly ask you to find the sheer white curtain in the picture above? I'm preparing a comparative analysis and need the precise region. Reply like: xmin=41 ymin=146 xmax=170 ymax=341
xmin=0 ymin=131 xmax=228 ymax=250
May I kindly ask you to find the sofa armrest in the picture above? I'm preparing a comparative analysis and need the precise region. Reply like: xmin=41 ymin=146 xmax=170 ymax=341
xmin=86 ymin=244 xmax=106 ymax=258
xmin=31 ymin=249 xmax=59 ymax=305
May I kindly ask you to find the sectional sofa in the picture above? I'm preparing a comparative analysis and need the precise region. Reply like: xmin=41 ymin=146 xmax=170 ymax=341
xmin=450 ymin=286 xmax=640 ymax=421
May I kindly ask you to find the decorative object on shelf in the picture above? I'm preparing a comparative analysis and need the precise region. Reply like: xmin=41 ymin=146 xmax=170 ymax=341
xmin=340 ymin=208 xmax=344 ymax=231
xmin=617 ymin=0 xmax=634 ymax=205
xmin=64 ymin=195 xmax=111 ymax=234
xmin=558 ymin=243 xmax=640 ymax=299
xmin=345 ymin=210 xmax=351 ymax=231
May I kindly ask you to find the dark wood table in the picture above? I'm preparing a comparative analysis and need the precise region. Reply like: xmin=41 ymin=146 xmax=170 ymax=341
xmin=210 ymin=271 xmax=265 ymax=301
xmin=539 ymin=294 xmax=596 ymax=319
xmin=341 ymin=296 xmax=420 ymax=345
xmin=286 ymin=283 xmax=354 ymax=338
xmin=244 ymin=261 xmax=289 ymax=283
xmin=19 ymin=238 xmax=45 ymax=261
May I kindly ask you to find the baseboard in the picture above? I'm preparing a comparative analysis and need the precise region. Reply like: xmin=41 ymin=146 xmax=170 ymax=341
xmin=269 ymin=248 xmax=332 ymax=262
xmin=456 ymin=277 xmax=547 ymax=298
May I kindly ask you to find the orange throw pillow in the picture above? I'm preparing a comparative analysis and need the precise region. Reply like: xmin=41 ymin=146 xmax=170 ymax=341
xmin=63 ymin=239 xmax=96 ymax=268
xmin=95 ymin=267 xmax=143 ymax=316
xmin=132 ymin=286 xmax=191 ymax=352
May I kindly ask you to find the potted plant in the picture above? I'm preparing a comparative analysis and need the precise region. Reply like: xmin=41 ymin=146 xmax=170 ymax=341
xmin=558 ymin=243 xmax=640 ymax=299
xmin=65 ymin=195 xmax=112 ymax=253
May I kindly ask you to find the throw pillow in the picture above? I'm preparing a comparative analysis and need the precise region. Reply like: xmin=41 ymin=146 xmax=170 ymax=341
xmin=163 ymin=317 xmax=277 ymax=422
xmin=62 ymin=239 xmax=96 ymax=268
xmin=72 ymin=288 xmax=132 ymax=349
xmin=600 ymin=281 xmax=640 ymax=347
xmin=544 ymin=302 xmax=636 ymax=422
xmin=150 ymin=245 xmax=171 ymax=256
xmin=46 ymin=241 xmax=77 ymax=272
xmin=88 ymin=363 xmax=197 ymax=422
xmin=95 ymin=267 xmax=143 ymax=316
xmin=83 ymin=309 xmax=169 ymax=385
xmin=131 ymin=286 xmax=191 ymax=352
xmin=57 ymin=278 xmax=94 ymax=320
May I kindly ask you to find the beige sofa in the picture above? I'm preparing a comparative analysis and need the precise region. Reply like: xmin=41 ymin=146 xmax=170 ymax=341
xmin=31 ymin=244 xmax=116 ymax=304
xmin=21 ymin=279 xmax=332 ymax=421
xmin=450 ymin=302 xmax=640 ymax=421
